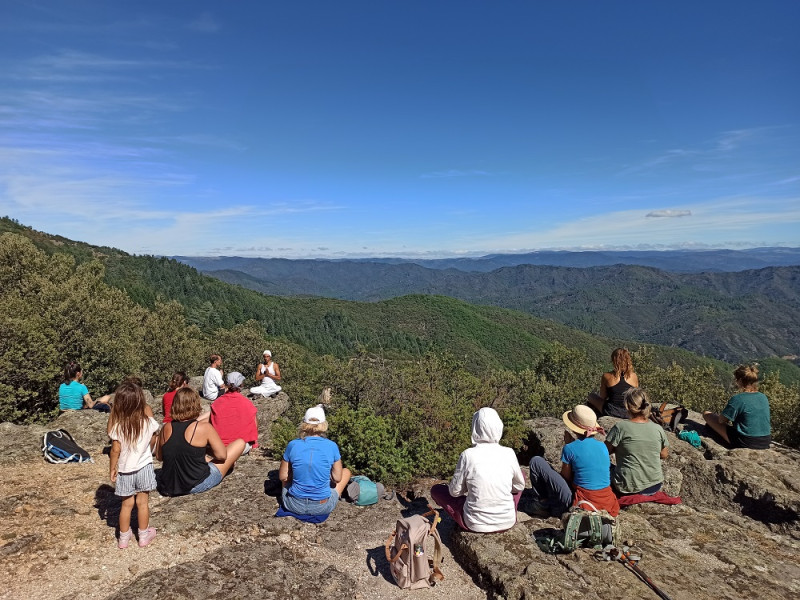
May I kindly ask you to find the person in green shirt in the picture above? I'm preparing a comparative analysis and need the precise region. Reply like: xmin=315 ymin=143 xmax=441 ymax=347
xmin=703 ymin=364 xmax=771 ymax=450
xmin=605 ymin=388 xmax=669 ymax=495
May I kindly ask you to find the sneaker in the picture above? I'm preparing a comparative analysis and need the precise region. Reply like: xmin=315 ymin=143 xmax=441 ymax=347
xmin=118 ymin=529 xmax=132 ymax=550
xmin=138 ymin=527 xmax=157 ymax=548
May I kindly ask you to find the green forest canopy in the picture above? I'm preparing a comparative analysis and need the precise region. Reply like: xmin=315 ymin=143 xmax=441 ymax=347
xmin=2 ymin=221 xmax=799 ymax=482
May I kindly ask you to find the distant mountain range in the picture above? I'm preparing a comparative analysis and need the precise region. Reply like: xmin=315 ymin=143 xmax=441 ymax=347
xmin=174 ymin=254 xmax=800 ymax=363
xmin=3 ymin=217 xmax=798 ymax=365
xmin=177 ymin=247 xmax=800 ymax=273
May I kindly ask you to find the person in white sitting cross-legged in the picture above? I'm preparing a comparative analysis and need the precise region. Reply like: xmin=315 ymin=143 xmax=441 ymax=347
xmin=202 ymin=354 xmax=226 ymax=401
xmin=249 ymin=350 xmax=282 ymax=397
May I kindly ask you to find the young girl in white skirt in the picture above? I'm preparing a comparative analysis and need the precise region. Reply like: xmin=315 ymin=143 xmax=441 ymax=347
xmin=108 ymin=381 xmax=160 ymax=548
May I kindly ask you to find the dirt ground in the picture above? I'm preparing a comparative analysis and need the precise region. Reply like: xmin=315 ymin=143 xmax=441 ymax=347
xmin=1 ymin=449 xmax=488 ymax=600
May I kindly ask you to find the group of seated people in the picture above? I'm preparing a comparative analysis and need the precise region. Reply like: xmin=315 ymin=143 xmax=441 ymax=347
xmin=61 ymin=351 xmax=349 ymax=526
xmin=200 ymin=351 xmax=282 ymax=402
xmin=431 ymin=351 xmax=772 ymax=533
xmin=60 ymin=352 xmax=281 ymax=500
xmin=158 ymin=357 xmax=270 ymax=495
xmin=62 ymin=347 xmax=773 ymax=541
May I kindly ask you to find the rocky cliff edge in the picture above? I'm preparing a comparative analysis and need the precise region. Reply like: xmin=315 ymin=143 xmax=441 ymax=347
xmin=1 ymin=396 xmax=798 ymax=600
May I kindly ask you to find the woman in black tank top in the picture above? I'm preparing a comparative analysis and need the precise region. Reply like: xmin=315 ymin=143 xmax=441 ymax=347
xmin=587 ymin=348 xmax=639 ymax=419
xmin=157 ymin=419 xmax=210 ymax=496
xmin=155 ymin=388 xmax=247 ymax=496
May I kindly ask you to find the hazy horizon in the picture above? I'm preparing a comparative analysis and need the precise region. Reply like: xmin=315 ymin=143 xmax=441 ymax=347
xmin=169 ymin=243 xmax=800 ymax=261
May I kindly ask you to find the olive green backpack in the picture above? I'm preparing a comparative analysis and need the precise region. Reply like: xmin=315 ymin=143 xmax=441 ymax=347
xmin=535 ymin=501 xmax=619 ymax=554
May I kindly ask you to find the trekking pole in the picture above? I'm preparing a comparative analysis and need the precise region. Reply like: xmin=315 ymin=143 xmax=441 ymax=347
xmin=617 ymin=548 xmax=672 ymax=600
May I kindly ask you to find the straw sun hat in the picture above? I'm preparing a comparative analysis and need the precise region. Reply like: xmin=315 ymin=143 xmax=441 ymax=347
xmin=562 ymin=405 xmax=605 ymax=436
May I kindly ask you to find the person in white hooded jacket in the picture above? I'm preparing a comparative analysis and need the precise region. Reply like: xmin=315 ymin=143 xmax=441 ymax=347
xmin=430 ymin=407 xmax=526 ymax=532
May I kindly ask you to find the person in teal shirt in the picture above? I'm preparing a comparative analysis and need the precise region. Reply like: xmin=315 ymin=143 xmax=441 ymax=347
xmin=704 ymin=364 xmax=771 ymax=450
xmin=58 ymin=361 xmax=111 ymax=411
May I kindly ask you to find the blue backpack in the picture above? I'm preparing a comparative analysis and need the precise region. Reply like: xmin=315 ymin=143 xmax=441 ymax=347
xmin=42 ymin=429 xmax=93 ymax=463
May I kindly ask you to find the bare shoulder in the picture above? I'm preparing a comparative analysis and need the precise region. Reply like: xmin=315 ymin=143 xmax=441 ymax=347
xmin=192 ymin=420 xmax=215 ymax=442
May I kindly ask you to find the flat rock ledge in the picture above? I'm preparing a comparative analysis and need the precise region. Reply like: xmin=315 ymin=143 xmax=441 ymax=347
xmin=2 ymin=405 xmax=799 ymax=600
xmin=449 ymin=414 xmax=800 ymax=600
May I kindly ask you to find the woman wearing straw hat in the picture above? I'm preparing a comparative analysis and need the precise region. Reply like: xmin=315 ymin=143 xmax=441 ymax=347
xmin=278 ymin=404 xmax=351 ymax=516
xmin=527 ymin=404 xmax=620 ymax=517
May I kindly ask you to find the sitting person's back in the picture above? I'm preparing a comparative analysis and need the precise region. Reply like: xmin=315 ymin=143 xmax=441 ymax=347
xmin=279 ymin=404 xmax=351 ymax=516
xmin=431 ymin=407 xmax=525 ymax=532
xmin=210 ymin=372 xmax=258 ymax=447
xmin=587 ymin=348 xmax=639 ymax=419
xmin=605 ymin=388 xmax=669 ymax=496
xmin=527 ymin=405 xmax=620 ymax=517
xmin=562 ymin=435 xmax=611 ymax=490
xmin=704 ymin=364 xmax=771 ymax=449
xmin=202 ymin=354 xmax=226 ymax=400
xmin=156 ymin=388 xmax=245 ymax=496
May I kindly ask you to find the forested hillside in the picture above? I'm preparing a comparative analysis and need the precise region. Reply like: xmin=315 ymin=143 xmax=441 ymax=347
xmin=178 ymin=255 xmax=800 ymax=362
xmin=3 ymin=220 xmax=799 ymax=481
xmin=0 ymin=218 xmax=719 ymax=371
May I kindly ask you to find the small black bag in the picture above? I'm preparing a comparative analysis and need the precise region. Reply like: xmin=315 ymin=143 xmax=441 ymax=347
xmin=42 ymin=429 xmax=93 ymax=463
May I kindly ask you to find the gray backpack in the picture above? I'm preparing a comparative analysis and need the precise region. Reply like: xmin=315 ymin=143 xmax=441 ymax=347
xmin=384 ymin=508 xmax=444 ymax=589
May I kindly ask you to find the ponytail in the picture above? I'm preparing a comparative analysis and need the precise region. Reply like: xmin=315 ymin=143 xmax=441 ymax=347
xmin=167 ymin=371 xmax=189 ymax=392
xmin=623 ymin=387 xmax=651 ymax=419
xmin=63 ymin=361 xmax=82 ymax=383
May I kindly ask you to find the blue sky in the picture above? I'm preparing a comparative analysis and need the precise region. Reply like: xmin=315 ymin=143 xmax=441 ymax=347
xmin=1 ymin=1 xmax=798 ymax=258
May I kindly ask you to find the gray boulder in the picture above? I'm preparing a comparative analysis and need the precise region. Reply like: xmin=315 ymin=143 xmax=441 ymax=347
xmin=253 ymin=390 xmax=290 ymax=451
xmin=447 ymin=415 xmax=800 ymax=600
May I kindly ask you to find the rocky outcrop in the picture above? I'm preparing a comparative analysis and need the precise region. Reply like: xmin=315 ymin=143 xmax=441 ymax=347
xmin=450 ymin=412 xmax=800 ymax=600
xmin=0 ymin=404 xmax=486 ymax=600
xmin=2 ymin=403 xmax=800 ymax=600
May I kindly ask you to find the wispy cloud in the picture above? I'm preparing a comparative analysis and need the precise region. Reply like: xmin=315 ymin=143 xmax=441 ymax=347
xmin=6 ymin=50 xmax=206 ymax=83
xmin=138 ymin=134 xmax=247 ymax=152
xmin=0 ymin=89 xmax=186 ymax=134
xmin=646 ymin=209 xmax=692 ymax=218
xmin=619 ymin=126 xmax=783 ymax=176
xmin=420 ymin=169 xmax=492 ymax=179
xmin=771 ymin=175 xmax=800 ymax=186
xmin=187 ymin=12 xmax=220 ymax=33
xmin=479 ymin=196 xmax=800 ymax=252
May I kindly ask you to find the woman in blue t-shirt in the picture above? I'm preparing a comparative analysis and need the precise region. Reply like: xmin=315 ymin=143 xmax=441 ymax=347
xmin=279 ymin=404 xmax=352 ymax=516
xmin=58 ymin=361 xmax=112 ymax=411
xmin=528 ymin=405 xmax=620 ymax=518
xmin=703 ymin=364 xmax=771 ymax=449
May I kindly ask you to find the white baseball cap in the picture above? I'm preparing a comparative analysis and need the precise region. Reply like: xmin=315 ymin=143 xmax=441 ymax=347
xmin=303 ymin=404 xmax=326 ymax=424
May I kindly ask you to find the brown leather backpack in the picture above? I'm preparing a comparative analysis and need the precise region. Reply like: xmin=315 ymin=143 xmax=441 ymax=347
xmin=650 ymin=402 xmax=689 ymax=431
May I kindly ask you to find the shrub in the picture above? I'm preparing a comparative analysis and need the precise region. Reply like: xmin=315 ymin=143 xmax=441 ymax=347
xmin=760 ymin=373 xmax=800 ymax=447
